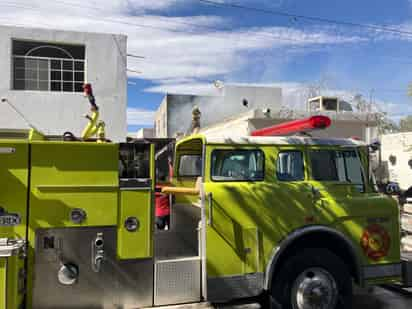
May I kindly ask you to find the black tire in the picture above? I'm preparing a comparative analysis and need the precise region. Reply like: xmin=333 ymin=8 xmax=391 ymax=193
xmin=270 ymin=248 xmax=352 ymax=309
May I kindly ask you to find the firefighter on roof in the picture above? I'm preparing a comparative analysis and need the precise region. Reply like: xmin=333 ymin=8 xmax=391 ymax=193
xmin=190 ymin=105 xmax=201 ymax=135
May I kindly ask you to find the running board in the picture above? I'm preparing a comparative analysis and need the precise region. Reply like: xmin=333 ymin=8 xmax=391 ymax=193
xmin=154 ymin=256 xmax=202 ymax=306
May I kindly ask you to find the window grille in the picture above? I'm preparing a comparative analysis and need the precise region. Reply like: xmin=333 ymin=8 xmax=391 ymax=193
xmin=12 ymin=40 xmax=85 ymax=92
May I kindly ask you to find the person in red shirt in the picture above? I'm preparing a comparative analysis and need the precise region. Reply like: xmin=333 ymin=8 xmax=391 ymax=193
xmin=155 ymin=190 xmax=170 ymax=230
xmin=155 ymin=170 xmax=171 ymax=230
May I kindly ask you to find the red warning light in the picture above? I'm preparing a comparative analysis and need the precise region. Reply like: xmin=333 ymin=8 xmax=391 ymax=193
xmin=251 ymin=115 xmax=332 ymax=136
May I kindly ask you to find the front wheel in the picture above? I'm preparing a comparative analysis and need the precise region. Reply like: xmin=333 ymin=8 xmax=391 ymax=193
xmin=271 ymin=248 xmax=352 ymax=309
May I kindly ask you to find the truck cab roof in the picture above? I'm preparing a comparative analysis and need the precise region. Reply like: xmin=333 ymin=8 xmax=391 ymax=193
xmin=177 ymin=134 xmax=366 ymax=147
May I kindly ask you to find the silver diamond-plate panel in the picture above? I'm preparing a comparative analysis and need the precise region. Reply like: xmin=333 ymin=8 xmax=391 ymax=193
xmin=155 ymin=258 xmax=201 ymax=306
xmin=207 ymin=273 xmax=264 ymax=302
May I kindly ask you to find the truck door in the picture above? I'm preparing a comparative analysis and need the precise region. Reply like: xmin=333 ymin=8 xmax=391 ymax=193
xmin=204 ymin=145 xmax=316 ymax=302
xmin=307 ymin=147 xmax=367 ymax=216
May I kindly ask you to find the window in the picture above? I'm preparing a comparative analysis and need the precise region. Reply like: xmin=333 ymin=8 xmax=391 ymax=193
xmin=119 ymin=144 xmax=150 ymax=180
xmin=276 ymin=151 xmax=304 ymax=181
xmin=389 ymin=155 xmax=397 ymax=166
xmin=309 ymin=99 xmax=320 ymax=112
xmin=12 ymin=40 xmax=85 ymax=92
xmin=211 ymin=150 xmax=264 ymax=181
xmin=323 ymin=98 xmax=338 ymax=111
xmin=310 ymin=149 xmax=364 ymax=187
xmin=178 ymin=155 xmax=202 ymax=177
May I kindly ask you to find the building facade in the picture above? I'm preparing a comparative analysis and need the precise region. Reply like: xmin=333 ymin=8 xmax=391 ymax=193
xmin=154 ymin=85 xmax=379 ymax=142
xmin=154 ymin=85 xmax=283 ymax=138
xmin=200 ymin=108 xmax=379 ymax=143
xmin=0 ymin=25 xmax=127 ymax=141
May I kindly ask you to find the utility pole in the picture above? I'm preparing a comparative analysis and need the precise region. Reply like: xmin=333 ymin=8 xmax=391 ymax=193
xmin=369 ymin=88 xmax=375 ymax=112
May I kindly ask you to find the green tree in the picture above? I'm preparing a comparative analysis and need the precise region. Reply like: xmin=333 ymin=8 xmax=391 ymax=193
xmin=351 ymin=94 xmax=398 ymax=134
xmin=377 ymin=112 xmax=399 ymax=134
xmin=400 ymin=115 xmax=412 ymax=132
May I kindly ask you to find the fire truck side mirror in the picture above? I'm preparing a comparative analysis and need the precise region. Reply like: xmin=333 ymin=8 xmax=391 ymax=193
xmin=368 ymin=141 xmax=381 ymax=153
xmin=386 ymin=182 xmax=401 ymax=195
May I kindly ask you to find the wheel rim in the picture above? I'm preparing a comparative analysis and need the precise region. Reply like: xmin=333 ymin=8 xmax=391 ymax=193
xmin=291 ymin=267 xmax=338 ymax=309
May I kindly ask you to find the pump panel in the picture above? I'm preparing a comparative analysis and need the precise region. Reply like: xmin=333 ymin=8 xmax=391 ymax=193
xmin=32 ymin=227 xmax=154 ymax=309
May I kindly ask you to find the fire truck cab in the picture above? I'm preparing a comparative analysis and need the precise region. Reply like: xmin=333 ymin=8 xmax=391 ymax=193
xmin=0 ymin=124 xmax=411 ymax=309
xmin=171 ymin=133 xmax=411 ymax=308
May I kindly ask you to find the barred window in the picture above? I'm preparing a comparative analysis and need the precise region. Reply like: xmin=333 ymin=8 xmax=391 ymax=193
xmin=12 ymin=40 xmax=85 ymax=92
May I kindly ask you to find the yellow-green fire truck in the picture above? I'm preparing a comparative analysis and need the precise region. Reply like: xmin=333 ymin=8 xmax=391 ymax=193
xmin=0 ymin=124 xmax=412 ymax=309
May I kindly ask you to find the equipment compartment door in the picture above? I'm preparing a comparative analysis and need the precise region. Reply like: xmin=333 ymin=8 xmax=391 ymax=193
xmin=0 ymin=142 xmax=29 ymax=240
xmin=118 ymin=142 xmax=155 ymax=259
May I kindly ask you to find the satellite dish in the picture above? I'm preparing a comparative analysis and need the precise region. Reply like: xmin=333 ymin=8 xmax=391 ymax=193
xmin=213 ymin=80 xmax=224 ymax=89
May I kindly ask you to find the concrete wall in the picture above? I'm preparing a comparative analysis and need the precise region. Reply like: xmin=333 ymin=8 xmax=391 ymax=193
xmin=380 ymin=132 xmax=412 ymax=190
xmin=165 ymin=94 xmax=218 ymax=137
xmin=223 ymin=85 xmax=282 ymax=110
xmin=0 ymin=25 xmax=127 ymax=141
xmin=135 ymin=128 xmax=155 ymax=138
xmin=155 ymin=96 xmax=168 ymax=137
xmin=201 ymin=110 xmax=379 ymax=143
xmin=157 ymin=85 xmax=282 ymax=137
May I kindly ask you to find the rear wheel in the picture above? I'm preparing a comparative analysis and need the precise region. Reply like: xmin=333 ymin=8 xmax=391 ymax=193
xmin=270 ymin=248 xmax=352 ymax=309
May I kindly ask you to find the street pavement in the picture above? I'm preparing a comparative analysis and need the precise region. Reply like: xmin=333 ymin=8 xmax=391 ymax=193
xmin=160 ymin=286 xmax=412 ymax=309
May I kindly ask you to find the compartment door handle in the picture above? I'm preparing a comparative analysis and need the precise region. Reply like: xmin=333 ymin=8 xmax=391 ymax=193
xmin=208 ymin=193 xmax=213 ymax=226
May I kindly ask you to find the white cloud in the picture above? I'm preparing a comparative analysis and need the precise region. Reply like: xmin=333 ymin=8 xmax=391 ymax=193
xmin=127 ymin=107 xmax=155 ymax=126
xmin=0 ymin=0 xmax=366 ymax=95
xmin=145 ymin=82 xmax=221 ymax=95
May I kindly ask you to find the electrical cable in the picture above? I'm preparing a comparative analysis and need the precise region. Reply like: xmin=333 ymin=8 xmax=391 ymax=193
xmin=3 ymin=0 xmax=412 ymax=66
xmin=3 ymin=0 xmax=412 ymax=92
xmin=0 ymin=1 xmax=363 ymax=46
xmin=197 ymin=0 xmax=412 ymax=38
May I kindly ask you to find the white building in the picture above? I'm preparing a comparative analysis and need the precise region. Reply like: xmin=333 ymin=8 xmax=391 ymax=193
xmin=134 ymin=128 xmax=155 ymax=139
xmin=154 ymin=85 xmax=282 ymax=138
xmin=154 ymin=85 xmax=379 ymax=142
xmin=201 ymin=108 xmax=379 ymax=143
xmin=378 ymin=132 xmax=412 ymax=192
xmin=0 ymin=25 xmax=127 ymax=141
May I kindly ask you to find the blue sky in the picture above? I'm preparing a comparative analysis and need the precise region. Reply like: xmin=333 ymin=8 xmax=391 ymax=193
xmin=2 ymin=0 xmax=412 ymax=131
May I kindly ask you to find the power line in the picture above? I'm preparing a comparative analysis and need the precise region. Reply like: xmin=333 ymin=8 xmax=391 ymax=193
xmin=3 ymin=1 xmax=412 ymax=69
xmin=0 ymin=0 xmax=408 ymax=52
xmin=197 ymin=0 xmax=412 ymax=39
xmin=8 ymin=0 xmax=412 ymax=67
xmin=0 ymin=1 xmax=358 ymax=47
